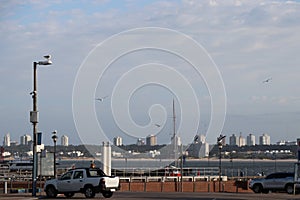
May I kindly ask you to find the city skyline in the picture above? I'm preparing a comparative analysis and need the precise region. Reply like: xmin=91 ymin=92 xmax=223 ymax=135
xmin=1 ymin=1 xmax=300 ymax=146
xmin=2 ymin=131 xmax=296 ymax=147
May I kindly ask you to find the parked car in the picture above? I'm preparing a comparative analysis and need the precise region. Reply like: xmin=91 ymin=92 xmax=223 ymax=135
xmin=249 ymin=172 xmax=298 ymax=194
xmin=44 ymin=168 xmax=120 ymax=198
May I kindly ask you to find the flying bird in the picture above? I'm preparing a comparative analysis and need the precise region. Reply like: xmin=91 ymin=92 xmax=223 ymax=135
xmin=95 ymin=96 xmax=108 ymax=102
xmin=155 ymin=124 xmax=161 ymax=127
xmin=262 ymin=77 xmax=272 ymax=83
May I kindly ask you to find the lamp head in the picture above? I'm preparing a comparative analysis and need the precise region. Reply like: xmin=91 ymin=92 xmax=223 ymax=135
xmin=52 ymin=134 xmax=58 ymax=142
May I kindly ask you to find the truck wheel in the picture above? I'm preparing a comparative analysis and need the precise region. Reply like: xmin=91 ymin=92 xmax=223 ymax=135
xmin=102 ymin=191 xmax=113 ymax=198
xmin=64 ymin=192 xmax=75 ymax=197
xmin=252 ymin=184 xmax=263 ymax=193
xmin=286 ymin=184 xmax=294 ymax=194
xmin=84 ymin=186 xmax=95 ymax=198
xmin=46 ymin=185 xmax=57 ymax=198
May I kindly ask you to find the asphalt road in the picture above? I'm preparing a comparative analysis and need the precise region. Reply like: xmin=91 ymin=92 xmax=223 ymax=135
xmin=1 ymin=192 xmax=300 ymax=200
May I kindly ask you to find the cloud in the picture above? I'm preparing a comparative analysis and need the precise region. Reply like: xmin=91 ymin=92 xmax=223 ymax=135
xmin=1 ymin=0 xmax=300 ymax=144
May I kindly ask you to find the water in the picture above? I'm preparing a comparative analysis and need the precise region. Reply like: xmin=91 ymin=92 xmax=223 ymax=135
xmin=58 ymin=158 xmax=297 ymax=177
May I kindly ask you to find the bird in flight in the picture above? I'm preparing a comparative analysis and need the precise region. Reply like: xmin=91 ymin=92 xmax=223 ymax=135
xmin=95 ymin=96 xmax=108 ymax=102
xmin=262 ymin=77 xmax=272 ymax=83
xmin=155 ymin=124 xmax=161 ymax=127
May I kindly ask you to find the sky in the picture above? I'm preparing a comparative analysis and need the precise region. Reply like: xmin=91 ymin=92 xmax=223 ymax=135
xmin=1 ymin=0 xmax=300 ymax=146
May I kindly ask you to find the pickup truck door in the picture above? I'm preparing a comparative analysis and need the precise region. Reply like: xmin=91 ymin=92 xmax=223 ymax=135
xmin=72 ymin=170 xmax=85 ymax=189
xmin=57 ymin=171 xmax=74 ymax=192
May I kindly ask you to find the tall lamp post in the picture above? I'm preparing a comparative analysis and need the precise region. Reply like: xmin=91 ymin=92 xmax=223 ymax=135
xmin=30 ymin=55 xmax=52 ymax=197
xmin=217 ymin=134 xmax=226 ymax=192
xmin=52 ymin=130 xmax=58 ymax=178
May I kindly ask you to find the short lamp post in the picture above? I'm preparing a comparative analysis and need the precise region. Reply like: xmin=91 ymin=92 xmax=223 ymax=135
xmin=52 ymin=130 xmax=58 ymax=178
xmin=30 ymin=55 xmax=52 ymax=197
xmin=217 ymin=134 xmax=226 ymax=192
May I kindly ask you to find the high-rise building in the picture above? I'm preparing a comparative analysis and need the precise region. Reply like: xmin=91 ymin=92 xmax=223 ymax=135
xmin=20 ymin=134 xmax=32 ymax=145
xmin=113 ymin=136 xmax=122 ymax=146
xmin=259 ymin=133 xmax=271 ymax=145
xmin=247 ymin=134 xmax=255 ymax=146
xmin=61 ymin=135 xmax=69 ymax=146
xmin=239 ymin=133 xmax=246 ymax=147
xmin=3 ymin=133 xmax=10 ymax=147
xmin=229 ymin=134 xmax=238 ymax=146
xmin=171 ymin=135 xmax=181 ymax=146
xmin=146 ymin=135 xmax=157 ymax=146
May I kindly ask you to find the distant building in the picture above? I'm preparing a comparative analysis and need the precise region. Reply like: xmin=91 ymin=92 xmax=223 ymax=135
xmin=20 ymin=134 xmax=32 ymax=145
xmin=276 ymin=140 xmax=296 ymax=146
xmin=229 ymin=134 xmax=238 ymax=146
xmin=199 ymin=134 xmax=206 ymax=143
xmin=146 ymin=135 xmax=157 ymax=146
xmin=171 ymin=135 xmax=181 ymax=146
xmin=3 ymin=133 xmax=10 ymax=147
xmin=61 ymin=135 xmax=69 ymax=146
xmin=10 ymin=141 xmax=18 ymax=146
xmin=187 ymin=142 xmax=209 ymax=158
xmin=194 ymin=134 xmax=206 ymax=143
xmin=239 ymin=135 xmax=246 ymax=147
xmin=259 ymin=133 xmax=271 ymax=145
xmin=113 ymin=136 xmax=122 ymax=146
xmin=136 ymin=138 xmax=145 ymax=146
xmin=247 ymin=134 xmax=255 ymax=146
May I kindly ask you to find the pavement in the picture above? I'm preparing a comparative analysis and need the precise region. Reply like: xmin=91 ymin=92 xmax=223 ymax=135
xmin=0 ymin=192 xmax=300 ymax=200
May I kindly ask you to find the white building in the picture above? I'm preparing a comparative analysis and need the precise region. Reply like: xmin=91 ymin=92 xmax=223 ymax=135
xmin=259 ymin=133 xmax=271 ymax=145
xmin=61 ymin=135 xmax=69 ymax=146
xmin=113 ymin=136 xmax=123 ymax=146
xmin=171 ymin=135 xmax=182 ymax=146
xmin=238 ymin=133 xmax=246 ymax=147
xmin=3 ymin=133 xmax=10 ymax=147
xmin=247 ymin=134 xmax=255 ymax=146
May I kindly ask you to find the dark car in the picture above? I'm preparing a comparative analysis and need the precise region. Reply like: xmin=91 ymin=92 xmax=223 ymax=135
xmin=249 ymin=172 xmax=298 ymax=194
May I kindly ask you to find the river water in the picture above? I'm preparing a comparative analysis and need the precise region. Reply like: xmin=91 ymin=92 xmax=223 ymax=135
xmin=58 ymin=158 xmax=298 ymax=177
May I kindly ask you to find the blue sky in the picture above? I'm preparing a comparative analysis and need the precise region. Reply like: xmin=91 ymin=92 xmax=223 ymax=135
xmin=1 ymin=0 xmax=300 ymax=146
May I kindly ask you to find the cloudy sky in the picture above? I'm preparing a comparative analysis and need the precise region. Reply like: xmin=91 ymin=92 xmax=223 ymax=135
xmin=1 ymin=0 xmax=300 ymax=146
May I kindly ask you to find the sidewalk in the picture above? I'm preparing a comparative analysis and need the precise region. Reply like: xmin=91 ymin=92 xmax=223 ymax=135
xmin=0 ymin=193 xmax=39 ymax=199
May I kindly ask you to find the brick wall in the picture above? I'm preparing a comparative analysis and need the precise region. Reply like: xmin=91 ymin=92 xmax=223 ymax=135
xmin=120 ymin=180 xmax=252 ymax=193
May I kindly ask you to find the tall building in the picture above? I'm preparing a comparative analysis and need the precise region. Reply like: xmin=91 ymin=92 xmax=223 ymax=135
xmin=113 ymin=136 xmax=122 ymax=146
xmin=171 ymin=135 xmax=181 ymax=146
xmin=61 ymin=135 xmax=69 ymax=146
xmin=247 ymin=134 xmax=255 ymax=146
xmin=259 ymin=133 xmax=271 ymax=145
xmin=20 ymin=134 xmax=32 ymax=145
xmin=146 ymin=135 xmax=157 ymax=146
xmin=3 ymin=133 xmax=10 ymax=147
xmin=229 ymin=134 xmax=238 ymax=146
xmin=239 ymin=133 xmax=246 ymax=147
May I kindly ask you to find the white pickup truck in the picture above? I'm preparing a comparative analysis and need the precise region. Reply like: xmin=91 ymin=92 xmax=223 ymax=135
xmin=44 ymin=168 xmax=120 ymax=198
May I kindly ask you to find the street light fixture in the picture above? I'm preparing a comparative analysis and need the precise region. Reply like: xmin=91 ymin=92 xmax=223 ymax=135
xmin=30 ymin=55 xmax=52 ymax=197
xmin=217 ymin=134 xmax=226 ymax=192
xmin=52 ymin=130 xmax=58 ymax=178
